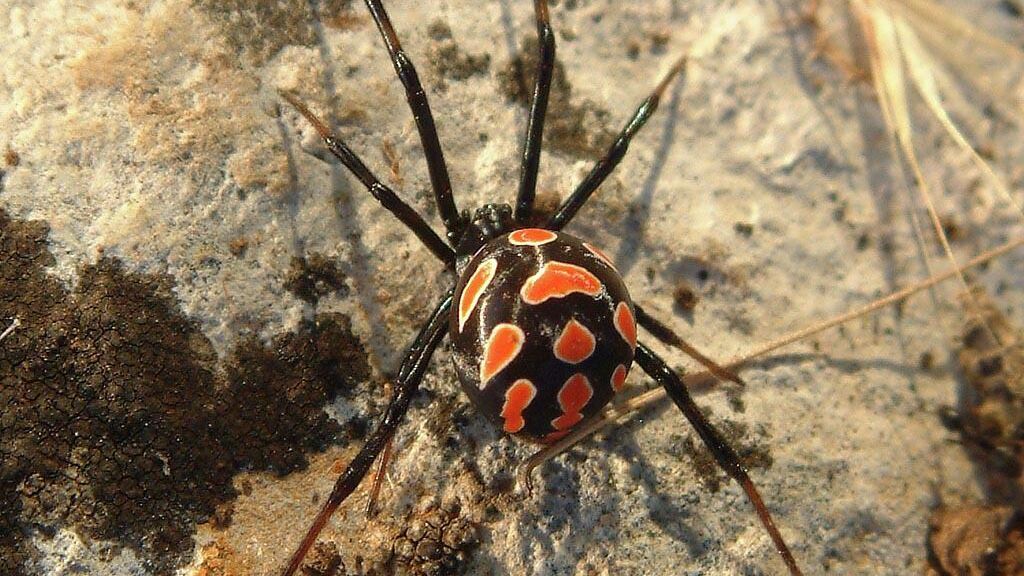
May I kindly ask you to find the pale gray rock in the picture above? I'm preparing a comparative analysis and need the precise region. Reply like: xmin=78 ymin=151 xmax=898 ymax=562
xmin=2 ymin=1 xmax=1023 ymax=575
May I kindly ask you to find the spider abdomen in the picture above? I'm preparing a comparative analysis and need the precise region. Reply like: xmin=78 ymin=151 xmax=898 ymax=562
xmin=450 ymin=228 xmax=635 ymax=443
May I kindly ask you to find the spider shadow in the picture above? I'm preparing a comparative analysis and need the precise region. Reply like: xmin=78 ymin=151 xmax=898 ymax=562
xmin=273 ymin=109 xmax=304 ymax=256
xmin=610 ymin=71 xmax=685 ymax=279
xmin=286 ymin=1 xmax=400 ymax=369
xmin=604 ymin=406 xmax=710 ymax=556
xmin=767 ymin=0 xmax=861 ymax=182
xmin=523 ymin=394 xmax=712 ymax=567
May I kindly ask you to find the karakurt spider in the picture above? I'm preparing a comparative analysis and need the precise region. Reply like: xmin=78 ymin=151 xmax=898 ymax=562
xmin=277 ymin=1 xmax=802 ymax=574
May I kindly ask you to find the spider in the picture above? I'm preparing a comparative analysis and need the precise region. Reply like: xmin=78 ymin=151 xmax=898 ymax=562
xmin=278 ymin=1 xmax=802 ymax=574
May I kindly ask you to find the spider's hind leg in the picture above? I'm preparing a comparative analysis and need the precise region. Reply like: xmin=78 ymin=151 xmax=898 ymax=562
xmin=279 ymin=292 xmax=453 ymax=576
xmin=635 ymin=304 xmax=745 ymax=387
xmin=634 ymin=342 xmax=803 ymax=576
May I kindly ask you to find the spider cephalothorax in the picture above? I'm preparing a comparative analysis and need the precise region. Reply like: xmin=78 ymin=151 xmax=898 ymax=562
xmin=451 ymin=228 xmax=635 ymax=443
xmin=276 ymin=1 xmax=802 ymax=575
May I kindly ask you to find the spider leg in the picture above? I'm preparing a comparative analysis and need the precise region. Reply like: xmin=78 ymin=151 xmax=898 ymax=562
xmin=513 ymin=0 xmax=555 ymax=223
xmin=634 ymin=304 xmax=745 ymax=387
xmin=280 ymin=291 xmax=453 ymax=576
xmin=364 ymin=434 xmax=393 ymax=517
xmin=634 ymin=342 xmax=803 ymax=576
xmin=364 ymin=0 xmax=464 ymax=245
xmin=280 ymin=92 xmax=455 ymax=268
xmin=547 ymin=54 xmax=687 ymax=231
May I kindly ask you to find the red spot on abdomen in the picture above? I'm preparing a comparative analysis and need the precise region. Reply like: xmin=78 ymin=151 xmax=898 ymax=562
xmin=458 ymin=259 xmax=497 ymax=332
xmin=480 ymin=323 xmax=525 ymax=388
xmin=614 ymin=301 xmax=637 ymax=350
xmin=551 ymin=373 xmax=593 ymax=431
xmin=520 ymin=261 xmax=603 ymax=305
xmin=553 ymin=319 xmax=596 ymax=364
xmin=509 ymin=228 xmax=557 ymax=246
xmin=583 ymin=242 xmax=616 ymax=270
xmin=501 ymin=379 xmax=536 ymax=433
xmin=612 ymin=364 xmax=629 ymax=392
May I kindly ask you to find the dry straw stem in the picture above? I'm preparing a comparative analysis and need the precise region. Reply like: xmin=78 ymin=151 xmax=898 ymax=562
xmin=0 ymin=317 xmax=19 ymax=344
xmin=810 ymin=0 xmax=1024 ymax=229
xmin=518 ymin=235 xmax=1024 ymax=490
xmin=811 ymin=0 xmax=1024 ymax=346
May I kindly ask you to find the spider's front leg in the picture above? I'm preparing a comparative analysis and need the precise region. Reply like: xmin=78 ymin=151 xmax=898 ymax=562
xmin=634 ymin=342 xmax=803 ymax=576
xmin=280 ymin=291 xmax=453 ymax=576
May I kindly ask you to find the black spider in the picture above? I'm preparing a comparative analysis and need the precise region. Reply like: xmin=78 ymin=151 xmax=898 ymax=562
xmin=278 ymin=1 xmax=802 ymax=575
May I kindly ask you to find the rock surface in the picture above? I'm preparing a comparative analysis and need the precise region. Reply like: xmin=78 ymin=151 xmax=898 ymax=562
xmin=2 ymin=1 xmax=1024 ymax=575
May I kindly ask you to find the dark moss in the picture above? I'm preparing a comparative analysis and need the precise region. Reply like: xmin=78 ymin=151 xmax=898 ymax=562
xmin=498 ymin=36 xmax=616 ymax=160
xmin=284 ymin=252 xmax=350 ymax=304
xmin=427 ymin=20 xmax=491 ymax=91
xmin=195 ymin=0 xmax=355 ymax=65
xmin=0 ymin=209 xmax=370 ymax=575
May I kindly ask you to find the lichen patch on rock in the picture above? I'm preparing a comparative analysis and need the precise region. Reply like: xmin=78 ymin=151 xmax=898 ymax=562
xmin=0 ymin=209 xmax=370 ymax=576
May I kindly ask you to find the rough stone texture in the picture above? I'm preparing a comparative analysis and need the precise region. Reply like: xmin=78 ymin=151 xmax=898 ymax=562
xmin=1 ymin=1 xmax=1024 ymax=575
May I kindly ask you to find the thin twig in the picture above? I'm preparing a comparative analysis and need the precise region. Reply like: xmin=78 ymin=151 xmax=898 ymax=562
xmin=0 ymin=318 xmax=20 ymax=344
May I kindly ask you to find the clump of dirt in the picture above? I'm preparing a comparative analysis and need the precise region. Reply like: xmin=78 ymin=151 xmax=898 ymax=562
xmin=498 ymin=36 xmax=616 ymax=160
xmin=672 ymin=279 xmax=699 ymax=312
xmin=4 ymin=147 xmax=18 ymax=167
xmin=195 ymin=0 xmax=356 ymax=66
xmin=386 ymin=501 xmax=480 ymax=576
xmin=924 ymin=286 xmax=1024 ymax=575
xmin=301 ymin=542 xmax=345 ymax=576
xmin=0 ymin=209 xmax=371 ymax=575
xmin=426 ymin=20 xmax=491 ymax=91
xmin=953 ymin=286 xmax=1024 ymax=505
xmin=925 ymin=505 xmax=1024 ymax=576
xmin=284 ymin=252 xmax=351 ymax=304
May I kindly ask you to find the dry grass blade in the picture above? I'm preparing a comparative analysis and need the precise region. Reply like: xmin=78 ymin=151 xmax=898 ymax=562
xmin=890 ymin=0 xmax=1024 ymax=64
xmin=855 ymin=0 xmax=973 ymax=311
xmin=883 ymin=0 xmax=1024 ymax=124
xmin=0 ymin=318 xmax=19 ymax=344
xmin=810 ymin=0 xmax=1024 ymax=223
xmin=894 ymin=16 xmax=1023 ymax=220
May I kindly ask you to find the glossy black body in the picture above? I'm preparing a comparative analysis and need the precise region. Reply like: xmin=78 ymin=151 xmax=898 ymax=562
xmin=449 ymin=230 xmax=634 ymax=442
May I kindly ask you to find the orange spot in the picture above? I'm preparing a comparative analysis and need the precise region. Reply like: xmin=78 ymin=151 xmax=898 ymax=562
xmin=520 ymin=261 xmax=603 ymax=305
xmin=612 ymin=364 xmax=629 ymax=392
xmin=479 ymin=323 xmax=524 ymax=387
xmin=614 ymin=302 xmax=637 ymax=349
xmin=500 ymin=379 xmax=536 ymax=433
xmin=551 ymin=373 xmax=593 ymax=430
xmin=508 ymin=228 xmax=557 ymax=246
xmin=584 ymin=242 xmax=616 ymax=269
xmin=553 ymin=319 xmax=596 ymax=364
xmin=458 ymin=259 xmax=497 ymax=332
